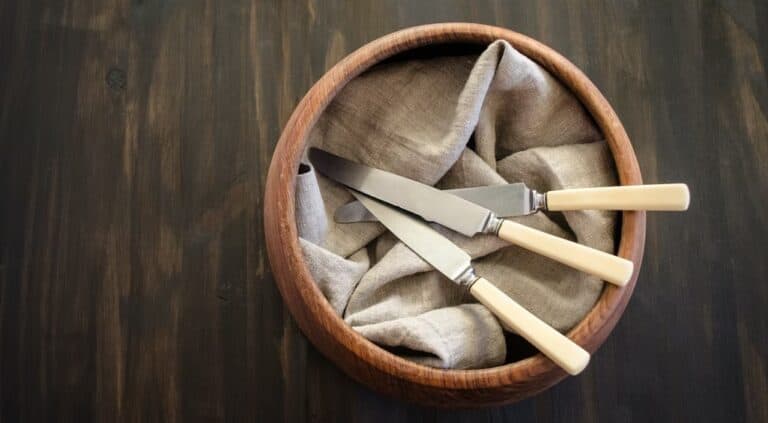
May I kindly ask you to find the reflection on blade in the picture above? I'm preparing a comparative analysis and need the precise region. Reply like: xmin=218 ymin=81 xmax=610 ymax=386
xmin=309 ymin=148 xmax=494 ymax=236
xmin=351 ymin=191 xmax=474 ymax=283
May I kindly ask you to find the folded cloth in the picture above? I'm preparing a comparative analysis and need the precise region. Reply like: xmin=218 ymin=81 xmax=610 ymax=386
xmin=294 ymin=40 xmax=618 ymax=369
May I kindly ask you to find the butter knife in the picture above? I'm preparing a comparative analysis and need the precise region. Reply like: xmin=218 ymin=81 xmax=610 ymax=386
xmin=335 ymin=183 xmax=690 ymax=223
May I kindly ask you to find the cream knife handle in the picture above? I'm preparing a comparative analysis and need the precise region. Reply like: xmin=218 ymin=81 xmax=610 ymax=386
xmin=497 ymin=220 xmax=633 ymax=286
xmin=470 ymin=277 xmax=590 ymax=375
xmin=546 ymin=183 xmax=690 ymax=211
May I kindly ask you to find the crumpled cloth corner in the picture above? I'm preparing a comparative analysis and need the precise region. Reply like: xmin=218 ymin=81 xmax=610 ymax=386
xmin=294 ymin=40 xmax=618 ymax=369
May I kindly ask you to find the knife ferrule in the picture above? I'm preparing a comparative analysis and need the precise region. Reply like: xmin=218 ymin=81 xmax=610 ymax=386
xmin=532 ymin=190 xmax=547 ymax=212
xmin=454 ymin=266 xmax=480 ymax=289
xmin=483 ymin=214 xmax=505 ymax=235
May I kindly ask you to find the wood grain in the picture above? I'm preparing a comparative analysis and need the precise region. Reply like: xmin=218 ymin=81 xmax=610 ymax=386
xmin=1 ymin=0 xmax=766 ymax=421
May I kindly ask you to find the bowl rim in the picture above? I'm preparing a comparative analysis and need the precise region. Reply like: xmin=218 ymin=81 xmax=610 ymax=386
xmin=264 ymin=22 xmax=646 ymax=405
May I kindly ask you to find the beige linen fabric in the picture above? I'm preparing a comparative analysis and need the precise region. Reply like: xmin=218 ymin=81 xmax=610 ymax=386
xmin=294 ymin=41 xmax=618 ymax=369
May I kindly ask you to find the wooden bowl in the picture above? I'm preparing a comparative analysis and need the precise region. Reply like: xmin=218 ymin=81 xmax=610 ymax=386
xmin=264 ymin=23 xmax=645 ymax=407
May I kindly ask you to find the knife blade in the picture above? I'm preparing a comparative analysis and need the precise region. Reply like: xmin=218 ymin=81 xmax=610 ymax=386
xmin=335 ymin=184 xmax=535 ymax=223
xmin=351 ymin=191 xmax=590 ymax=375
xmin=335 ymin=183 xmax=690 ymax=223
xmin=309 ymin=148 xmax=633 ymax=286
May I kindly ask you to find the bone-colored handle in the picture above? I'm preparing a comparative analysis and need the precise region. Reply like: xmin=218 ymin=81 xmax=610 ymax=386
xmin=546 ymin=183 xmax=690 ymax=211
xmin=497 ymin=220 xmax=633 ymax=286
xmin=470 ymin=277 xmax=590 ymax=375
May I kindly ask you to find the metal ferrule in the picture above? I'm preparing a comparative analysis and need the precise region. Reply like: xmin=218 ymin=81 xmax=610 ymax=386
xmin=531 ymin=189 xmax=547 ymax=211
xmin=454 ymin=266 xmax=480 ymax=289
xmin=484 ymin=213 xmax=504 ymax=235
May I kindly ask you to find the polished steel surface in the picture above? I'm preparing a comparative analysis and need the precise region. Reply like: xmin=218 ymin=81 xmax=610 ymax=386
xmin=309 ymin=148 xmax=497 ymax=237
xmin=351 ymin=192 xmax=478 ymax=287
xmin=334 ymin=183 xmax=539 ymax=223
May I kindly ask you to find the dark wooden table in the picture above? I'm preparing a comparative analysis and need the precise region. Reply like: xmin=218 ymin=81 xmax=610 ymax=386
xmin=2 ymin=1 xmax=767 ymax=421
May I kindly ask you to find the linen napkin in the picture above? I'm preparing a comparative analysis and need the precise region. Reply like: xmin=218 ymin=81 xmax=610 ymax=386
xmin=295 ymin=40 xmax=618 ymax=369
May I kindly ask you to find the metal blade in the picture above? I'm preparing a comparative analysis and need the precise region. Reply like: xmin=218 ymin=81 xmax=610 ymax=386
xmin=351 ymin=191 xmax=476 ymax=285
xmin=334 ymin=183 xmax=535 ymax=223
xmin=451 ymin=184 xmax=533 ymax=216
xmin=309 ymin=148 xmax=496 ymax=237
